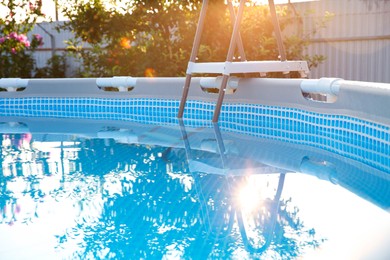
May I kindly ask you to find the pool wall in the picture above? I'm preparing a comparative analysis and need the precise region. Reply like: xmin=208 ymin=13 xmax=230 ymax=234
xmin=0 ymin=77 xmax=390 ymax=125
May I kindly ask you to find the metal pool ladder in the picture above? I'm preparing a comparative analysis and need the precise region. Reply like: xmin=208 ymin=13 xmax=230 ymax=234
xmin=177 ymin=0 xmax=310 ymax=122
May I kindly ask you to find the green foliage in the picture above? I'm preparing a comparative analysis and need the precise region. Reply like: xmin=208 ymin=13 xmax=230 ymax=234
xmin=0 ymin=0 xmax=45 ymax=78
xmin=34 ymin=54 xmax=68 ymax=78
xmin=60 ymin=0 xmax=332 ymax=77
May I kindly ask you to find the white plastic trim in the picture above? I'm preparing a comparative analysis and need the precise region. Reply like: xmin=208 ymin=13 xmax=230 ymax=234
xmin=300 ymin=77 xmax=343 ymax=95
xmin=96 ymin=76 xmax=137 ymax=88
xmin=223 ymin=62 xmax=233 ymax=75
xmin=97 ymin=130 xmax=138 ymax=143
xmin=188 ymin=60 xmax=310 ymax=74
xmin=300 ymin=157 xmax=338 ymax=184
xmin=186 ymin=61 xmax=195 ymax=74
xmin=0 ymin=122 xmax=29 ymax=133
xmin=200 ymin=76 xmax=240 ymax=90
xmin=0 ymin=78 xmax=29 ymax=91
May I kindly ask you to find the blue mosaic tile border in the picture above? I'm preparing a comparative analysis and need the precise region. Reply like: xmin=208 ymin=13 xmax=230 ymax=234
xmin=0 ymin=97 xmax=389 ymax=172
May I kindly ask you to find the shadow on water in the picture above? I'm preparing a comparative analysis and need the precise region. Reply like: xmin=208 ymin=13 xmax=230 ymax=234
xmin=0 ymin=120 xmax=389 ymax=259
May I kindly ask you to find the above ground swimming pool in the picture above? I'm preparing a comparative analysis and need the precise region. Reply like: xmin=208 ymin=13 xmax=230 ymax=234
xmin=0 ymin=77 xmax=389 ymax=259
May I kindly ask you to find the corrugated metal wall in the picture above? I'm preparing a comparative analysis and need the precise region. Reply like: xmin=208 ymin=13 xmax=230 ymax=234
xmin=294 ymin=0 xmax=390 ymax=83
xmin=30 ymin=0 xmax=390 ymax=82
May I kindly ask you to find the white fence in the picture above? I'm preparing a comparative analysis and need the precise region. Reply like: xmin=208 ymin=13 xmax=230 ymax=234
xmin=295 ymin=0 xmax=390 ymax=83
xmin=30 ymin=0 xmax=390 ymax=83
xmin=29 ymin=21 xmax=81 ymax=77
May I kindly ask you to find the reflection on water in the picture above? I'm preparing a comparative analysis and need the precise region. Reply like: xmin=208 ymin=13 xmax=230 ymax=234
xmin=0 ymin=120 xmax=389 ymax=259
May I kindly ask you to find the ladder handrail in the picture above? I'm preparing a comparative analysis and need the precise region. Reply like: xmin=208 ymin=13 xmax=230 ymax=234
xmin=227 ymin=0 xmax=247 ymax=61
xmin=268 ymin=0 xmax=287 ymax=62
xmin=212 ymin=0 xmax=246 ymax=122
xmin=177 ymin=0 xmax=209 ymax=118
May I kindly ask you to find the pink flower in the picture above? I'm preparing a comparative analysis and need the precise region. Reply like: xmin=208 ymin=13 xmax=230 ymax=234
xmin=33 ymin=34 xmax=44 ymax=46
xmin=29 ymin=2 xmax=35 ymax=11
xmin=11 ymin=48 xmax=17 ymax=54
xmin=17 ymin=34 xmax=28 ymax=43
xmin=0 ymin=37 xmax=5 ymax=44
xmin=9 ymin=32 xmax=18 ymax=39
xmin=33 ymin=34 xmax=43 ymax=41
xmin=15 ymin=34 xmax=30 ymax=47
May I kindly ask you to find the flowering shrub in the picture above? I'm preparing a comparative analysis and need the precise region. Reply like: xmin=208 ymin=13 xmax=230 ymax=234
xmin=0 ymin=32 xmax=45 ymax=78
xmin=0 ymin=0 xmax=45 ymax=78
xmin=0 ymin=32 xmax=43 ymax=53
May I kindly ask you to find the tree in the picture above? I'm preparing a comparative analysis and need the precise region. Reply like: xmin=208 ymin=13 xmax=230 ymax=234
xmin=61 ymin=0 xmax=331 ymax=77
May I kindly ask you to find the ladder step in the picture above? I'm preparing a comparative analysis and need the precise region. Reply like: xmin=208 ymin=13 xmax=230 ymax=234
xmin=187 ymin=60 xmax=310 ymax=75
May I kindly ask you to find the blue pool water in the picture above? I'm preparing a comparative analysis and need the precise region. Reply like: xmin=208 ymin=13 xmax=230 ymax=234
xmin=0 ymin=98 xmax=389 ymax=259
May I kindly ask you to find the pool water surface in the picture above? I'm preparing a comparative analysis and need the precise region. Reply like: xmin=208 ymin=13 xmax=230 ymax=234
xmin=0 ymin=117 xmax=389 ymax=259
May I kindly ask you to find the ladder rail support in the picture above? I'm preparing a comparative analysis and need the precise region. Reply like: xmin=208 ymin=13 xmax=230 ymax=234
xmin=213 ymin=0 xmax=247 ymax=123
xmin=227 ymin=0 xmax=247 ymax=61
xmin=268 ymin=0 xmax=287 ymax=62
xmin=178 ymin=0 xmax=209 ymax=118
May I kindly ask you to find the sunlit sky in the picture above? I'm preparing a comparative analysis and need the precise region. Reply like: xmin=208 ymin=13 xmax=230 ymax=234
xmin=0 ymin=0 xmax=317 ymax=22
xmin=37 ymin=0 xmax=316 ymax=21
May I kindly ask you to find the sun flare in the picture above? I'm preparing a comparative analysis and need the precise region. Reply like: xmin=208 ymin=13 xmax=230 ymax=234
xmin=144 ymin=68 xmax=157 ymax=77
